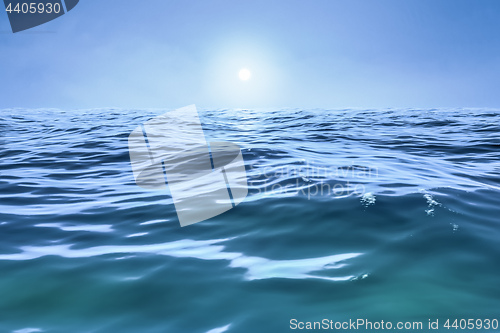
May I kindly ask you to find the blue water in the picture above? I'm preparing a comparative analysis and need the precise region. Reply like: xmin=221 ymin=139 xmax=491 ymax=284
xmin=0 ymin=108 xmax=499 ymax=333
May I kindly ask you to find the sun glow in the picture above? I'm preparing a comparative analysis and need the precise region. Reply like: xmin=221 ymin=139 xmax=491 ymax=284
xmin=238 ymin=68 xmax=251 ymax=81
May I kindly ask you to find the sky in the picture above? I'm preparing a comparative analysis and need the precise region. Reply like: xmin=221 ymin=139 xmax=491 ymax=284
xmin=1 ymin=0 xmax=500 ymax=109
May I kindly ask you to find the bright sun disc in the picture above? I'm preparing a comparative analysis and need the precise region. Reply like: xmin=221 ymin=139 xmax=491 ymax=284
xmin=239 ymin=68 xmax=251 ymax=81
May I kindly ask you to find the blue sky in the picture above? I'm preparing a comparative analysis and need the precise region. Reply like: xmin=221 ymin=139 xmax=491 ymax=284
xmin=1 ymin=0 xmax=500 ymax=109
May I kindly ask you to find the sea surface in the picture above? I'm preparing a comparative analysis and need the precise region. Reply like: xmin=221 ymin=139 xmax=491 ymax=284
xmin=0 ymin=108 xmax=499 ymax=333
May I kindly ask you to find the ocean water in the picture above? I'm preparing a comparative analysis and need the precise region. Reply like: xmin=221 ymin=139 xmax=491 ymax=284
xmin=0 ymin=108 xmax=499 ymax=333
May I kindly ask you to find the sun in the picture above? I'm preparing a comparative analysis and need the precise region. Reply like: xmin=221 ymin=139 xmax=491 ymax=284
xmin=238 ymin=68 xmax=251 ymax=81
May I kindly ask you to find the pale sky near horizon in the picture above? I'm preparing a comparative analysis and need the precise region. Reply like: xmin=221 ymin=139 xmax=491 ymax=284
xmin=1 ymin=0 xmax=500 ymax=109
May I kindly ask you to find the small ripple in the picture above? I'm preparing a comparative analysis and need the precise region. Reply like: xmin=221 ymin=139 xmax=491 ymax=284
xmin=34 ymin=223 xmax=114 ymax=233
xmin=126 ymin=232 xmax=148 ymax=238
xmin=361 ymin=192 xmax=376 ymax=206
xmin=206 ymin=324 xmax=231 ymax=333
xmin=12 ymin=329 xmax=43 ymax=333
